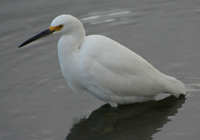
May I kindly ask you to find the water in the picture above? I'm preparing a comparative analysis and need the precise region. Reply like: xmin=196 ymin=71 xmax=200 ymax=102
xmin=67 ymin=95 xmax=187 ymax=140
xmin=0 ymin=0 xmax=200 ymax=140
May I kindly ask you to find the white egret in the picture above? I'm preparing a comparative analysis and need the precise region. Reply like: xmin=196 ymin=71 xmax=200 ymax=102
xmin=19 ymin=14 xmax=185 ymax=107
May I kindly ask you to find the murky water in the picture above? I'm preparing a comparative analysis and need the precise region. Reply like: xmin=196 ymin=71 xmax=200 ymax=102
xmin=0 ymin=0 xmax=200 ymax=140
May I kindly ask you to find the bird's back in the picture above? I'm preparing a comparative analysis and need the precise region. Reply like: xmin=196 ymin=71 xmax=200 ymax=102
xmin=78 ymin=35 xmax=185 ymax=106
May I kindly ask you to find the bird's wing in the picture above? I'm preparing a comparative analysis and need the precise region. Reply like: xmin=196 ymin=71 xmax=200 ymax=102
xmin=79 ymin=35 xmax=164 ymax=97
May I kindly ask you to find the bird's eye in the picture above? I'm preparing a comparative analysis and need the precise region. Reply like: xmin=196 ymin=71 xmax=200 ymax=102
xmin=59 ymin=24 xmax=63 ymax=28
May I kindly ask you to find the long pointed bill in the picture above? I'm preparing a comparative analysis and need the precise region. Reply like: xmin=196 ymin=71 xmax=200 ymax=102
xmin=18 ymin=28 xmax=55 ymax=48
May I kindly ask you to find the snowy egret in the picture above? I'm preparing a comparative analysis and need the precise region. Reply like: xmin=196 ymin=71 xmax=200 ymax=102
xmin=19 ymin=14 xmax=185 ymax=107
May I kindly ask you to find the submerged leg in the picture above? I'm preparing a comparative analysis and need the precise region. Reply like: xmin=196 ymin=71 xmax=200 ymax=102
xmin=109 ymin=102 xmax=118 ymax=108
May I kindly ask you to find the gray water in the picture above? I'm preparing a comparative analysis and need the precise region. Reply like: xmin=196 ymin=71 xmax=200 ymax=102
xmin=0 ymin=0 xmax=200 ymax=140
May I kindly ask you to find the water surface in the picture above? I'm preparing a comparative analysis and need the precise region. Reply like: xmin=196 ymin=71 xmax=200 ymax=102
xmin=0 ymin=0 xmax=200 ymax=140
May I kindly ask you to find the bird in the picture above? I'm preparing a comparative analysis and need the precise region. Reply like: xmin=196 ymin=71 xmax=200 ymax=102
xmin=19 ymin=14 xmax=186 ymax=107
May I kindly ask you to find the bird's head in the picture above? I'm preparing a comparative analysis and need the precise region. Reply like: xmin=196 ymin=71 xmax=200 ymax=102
xmin=18 ymin=14 xmax=83 ymax=48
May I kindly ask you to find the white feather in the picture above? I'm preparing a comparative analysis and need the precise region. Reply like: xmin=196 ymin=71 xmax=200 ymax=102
xmin=53 ymin=14 xmax=185 ymax=107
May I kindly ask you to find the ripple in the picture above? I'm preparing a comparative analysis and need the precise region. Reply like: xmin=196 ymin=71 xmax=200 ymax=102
xmin=186 ymin=94 xmax=194 ymax=98
xmin=0 ymin=132 xmax=13 ymax=139
xmin=81 ymin=9 xmax=141 ymax=26
xmin=186 ymin=83 xmax=200 ymax=92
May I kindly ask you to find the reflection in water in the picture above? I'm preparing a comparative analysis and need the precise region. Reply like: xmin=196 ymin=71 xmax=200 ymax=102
xmin=66 ymin=95 xmax=186 ymax=140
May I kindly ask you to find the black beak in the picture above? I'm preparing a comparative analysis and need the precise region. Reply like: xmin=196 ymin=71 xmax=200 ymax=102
xmin=18 ymin=28 xmax=55 ymax=48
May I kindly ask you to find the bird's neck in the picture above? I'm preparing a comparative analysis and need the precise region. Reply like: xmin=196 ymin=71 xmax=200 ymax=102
xmin=57 ymin=31 xmax=85 ymax=89
xmin=57 ymin=29 xmax=85 ymax=73
xmin=58 ymin=28 xmax=85 ymax=54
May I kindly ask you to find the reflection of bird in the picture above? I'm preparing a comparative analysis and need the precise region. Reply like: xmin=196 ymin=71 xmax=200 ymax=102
xmin=19 ymin=14 xmax=185 ymax=107
xmin=66 ymin=95 xmax=186 ymax=140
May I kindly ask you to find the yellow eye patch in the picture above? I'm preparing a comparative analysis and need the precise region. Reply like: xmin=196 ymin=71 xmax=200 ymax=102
xmin=49 ymin=24 xmax=64 ymax=31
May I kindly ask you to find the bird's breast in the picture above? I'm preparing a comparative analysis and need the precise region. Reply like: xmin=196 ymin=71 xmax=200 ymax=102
xmin=57 ymin=39 xmax=84 ymax=91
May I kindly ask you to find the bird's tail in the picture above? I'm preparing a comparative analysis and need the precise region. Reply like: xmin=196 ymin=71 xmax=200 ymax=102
xmin=162 ymin=75 xmax=186 ymax=97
